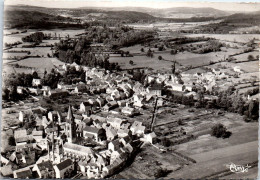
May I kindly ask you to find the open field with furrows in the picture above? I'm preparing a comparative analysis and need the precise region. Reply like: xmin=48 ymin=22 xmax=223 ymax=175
xmin=3 ymin=29 xmax=85 ymax=43
xmin=6 ymin=47 xmax=53 ymax=57
xmin=153 ymin=105 xmax=254 ymax=141
xmin=114 ymin=144 xmax=185 ymax=179
xmin=162 ymin=114 xmax=258 ymax=179
xmin=232 ymin=50 xmax=259 ymax=62
xmin=109 ymin=55 xmax=176 ymax=71
xmin=183 ymin=33 xmax=260 ymax=43
xmin=7 ymin=58 xmax=65 ymax=75
xmin=236 ymin=61 xmax=259 ymax=72
xmin=112 ymin=46 xmax=244 ymax=71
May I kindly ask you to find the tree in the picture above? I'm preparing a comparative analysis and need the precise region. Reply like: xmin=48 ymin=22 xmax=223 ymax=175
xmin=248 ymin=54 xmax=254 ymax=61
xmin=8 ymin=136 xmax=15 ymax=146
xmin=158 ymin=56 xmax=162 ymax=60
xmin=170 ymin=49 xmax=177 ymax=55
xmin=211 ymin=123 xmax=231 ymax=138
xmin=9 ymin=86 xmax=19 ymax=101
xmin=140 ymin=48 xmax=144 ymax=52
xmin=2 ymin=88 xmax=10 ymax=101
xmin=129 ymin=60 xmax=134 ymax=65
xmin=32 ymin=71 xmax=39 ymax=79
xmin=171 ymin=62 xmax=176 ymax=74
xmin=248 ymin=100 xmax=259 ymax=120
xmin=154 ymin=168 xmax=170 ymax=178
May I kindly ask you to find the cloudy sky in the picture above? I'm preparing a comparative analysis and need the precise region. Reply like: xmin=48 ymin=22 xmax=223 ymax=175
xmin=4 ymin=0 xmax=260 ymax=12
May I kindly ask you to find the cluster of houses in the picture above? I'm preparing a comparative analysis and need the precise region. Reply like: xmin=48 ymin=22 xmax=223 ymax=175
xmin=4 ymin=62 xmax=233 ymax=179
xmin=1 ymin=63 xmax=162 ymax=179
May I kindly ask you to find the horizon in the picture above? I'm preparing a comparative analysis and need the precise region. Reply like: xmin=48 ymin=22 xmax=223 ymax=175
xmin=4 ymin=0 xmax=260 ymax=12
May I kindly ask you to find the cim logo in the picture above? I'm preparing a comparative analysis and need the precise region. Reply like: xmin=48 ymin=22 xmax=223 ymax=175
xmin=227 ymin=163 xmax=251 ymax=173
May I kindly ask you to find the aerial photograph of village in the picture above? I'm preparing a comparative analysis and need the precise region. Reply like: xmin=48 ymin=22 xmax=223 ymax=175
xmin=0 ymin=0 xmax=259 ymax=179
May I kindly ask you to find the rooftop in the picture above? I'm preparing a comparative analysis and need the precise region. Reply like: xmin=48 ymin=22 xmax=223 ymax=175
xmin=55 ymin=159 xmax=73 ymax=171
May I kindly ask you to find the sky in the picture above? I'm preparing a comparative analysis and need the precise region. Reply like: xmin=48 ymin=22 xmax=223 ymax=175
xmin=4 ymin=0 xmax=260 ymax=12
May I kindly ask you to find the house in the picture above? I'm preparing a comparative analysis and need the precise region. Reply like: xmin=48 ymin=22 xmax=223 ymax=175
xmin=33 ymin=160 xmax=55 ymax=178
xmin=1 ymin=155 xmax=10 ymax=165
xmin=147 ymin=85 xmax=162 ymax=96
xmin=90 ymin=114 xmax=106 ymax=123
xmin=80 ymin=102 xmax=92 ymax=112
xmin=117 ymin=129 xmax=130 ymax=138
xmin=13 ymin=167 xmax=33 ymax=179
xmin=107 ymin=118 xmax=125 ymax=129
xmin=119 ymin=136 xmax=132 ymax=146
xmin=32 ymin=78 xmax=41 ymax=86
xmin=32 ymin=130 xmax=43 ymax=142
xmin=18 ymin=109 xmax=33 ymax=123
xmin=144 ymin=132 xmax=157 ymax=144
xmin=133 ymin=94 xmax=145 ymax=108
xmin=54 ymin=159 xmax=74 ymax=179
xmin=169 ymin=83 xmax=185 ymax=92
xmin=17 ymin=86 xmax=24 ymax=94
xmin=103 ymin=101 xmax=118 ymax=111
xmin=14 ymin=129 xmax=27 ymax=142
xmin=105 ymin=127 xmax=117 ymax=141
xmin=42 ymin=86 xmax=51 ymax=91
xmin=121 ymin=107 xmax=137 ymax=116
xmin=108 ymin=139 xmax=122 ymax=152
xmin=74 ymin=85 xmax=88 ymax=93
xmin=130 ymin=121 xmax=146 ymax=136
xmin=157 ymin=98 xmax=164 ymax=107
xmin=28 ymin=87 xmax=42 ymax=95
xmin=96 ymin=97 xmax=106 ymax=107
xmin=44 ymin=90 xmax=69 ymax=99
xmin=1 ymin=165 xmax=13 ymax=177
xmin=83 ymin=126 xmax=105 ymax=142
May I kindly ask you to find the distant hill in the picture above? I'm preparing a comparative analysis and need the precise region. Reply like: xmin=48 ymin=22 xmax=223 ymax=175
xmin=223 ymin=11 xmax=260 ymax=25
xmin=150 ymin=7 xmax=231 ymax=18
xmin=79 ymin=6 xmax=231 ymax=18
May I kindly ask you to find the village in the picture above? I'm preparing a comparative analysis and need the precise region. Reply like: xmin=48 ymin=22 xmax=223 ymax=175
xmin=2 ymin=53 xmax=253 ymax=179
xmin=1 ymin=2 xmax=259 ymax=179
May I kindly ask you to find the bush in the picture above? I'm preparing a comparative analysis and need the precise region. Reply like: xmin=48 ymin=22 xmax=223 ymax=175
xmin=248 ymin=55 xmax=254 ymax=61
xmin=211 ymin=123 xmax=231 ymax=138
xmin=154 ymin=168 xmax=171 ymax=178
xmin=158 ymin=56 xmax=162 ymax=60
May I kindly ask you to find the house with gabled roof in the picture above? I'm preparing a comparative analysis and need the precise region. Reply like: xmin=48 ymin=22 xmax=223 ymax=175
xmin=53 ymin=159 xmax=74 ymax=179
xmin=79 ymin=102 xmax=92 ymax=112
xmin=130 ymin=121 xmax=146 ymax=136
xmin=13 ymin=167 xmax=33 ymax=179
xmin=105 ymin=127 xmax=117 ymax=141
xmin=33 ymin=160 xmax=55 ymax=178
xmin=108 ymin=139 xmax=122 ymax=152
xmin=83 ymin=126 xmax=105 ymax=142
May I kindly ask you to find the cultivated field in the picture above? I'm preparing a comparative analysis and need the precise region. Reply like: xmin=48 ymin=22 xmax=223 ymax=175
xmin=8 ymin=57 xmax=65 ymax=74
xmin=184 ymin=33 xmax=260 ymax=43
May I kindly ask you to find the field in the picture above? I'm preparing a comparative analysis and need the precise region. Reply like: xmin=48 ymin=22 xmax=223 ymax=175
xmin=8 ymin=57 xmax=65 ymax=75
xmin=184 ymin=33 xmax=260 ymax=43
xmin=113 ymin=104 xmax=258 ymax=179
xmin=232 ymin=50 xmax=259 ymax=62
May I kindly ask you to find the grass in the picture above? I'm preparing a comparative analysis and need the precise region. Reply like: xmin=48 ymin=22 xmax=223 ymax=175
xmin=9 ymin=57 xmax=64 ymax=75
xmin=184 ymin=34 xmax=260 ymax=43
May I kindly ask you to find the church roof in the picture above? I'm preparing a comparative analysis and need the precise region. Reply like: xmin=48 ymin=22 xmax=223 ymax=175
xmin=66 ymin=105 xmax=74 ymax=123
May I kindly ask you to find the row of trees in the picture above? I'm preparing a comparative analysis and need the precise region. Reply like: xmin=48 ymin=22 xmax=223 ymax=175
xmin=22 ymin=32 xmax=45 ymax=43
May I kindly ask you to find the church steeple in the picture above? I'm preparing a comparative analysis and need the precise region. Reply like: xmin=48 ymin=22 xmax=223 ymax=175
xmin=66 ymin=105 xmax=74 ymax=122
xmin=65 ymin=105 xmax=76 ymax=143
